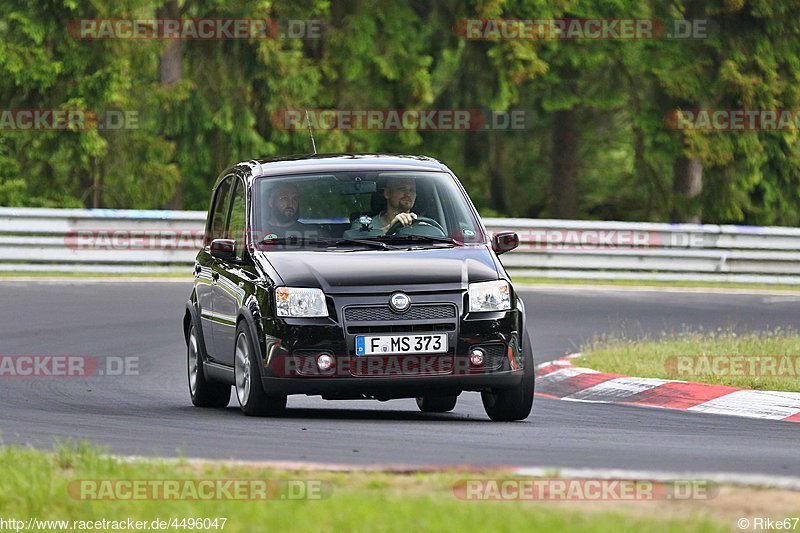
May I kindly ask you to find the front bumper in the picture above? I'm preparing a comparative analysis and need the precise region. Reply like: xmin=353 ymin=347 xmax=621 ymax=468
xmin=260 ymin=369 xmax=523 ymax=399
xmin=255 ymin=289 xmax=526 ymax=399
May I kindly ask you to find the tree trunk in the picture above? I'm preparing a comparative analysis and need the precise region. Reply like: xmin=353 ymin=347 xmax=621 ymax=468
xmin=551 ymin=108 xmax=579 ymax=219
xmin=159 ymin=0 xmax=184 ymax=209
xmin=488 ymin=131 xmax=508 ymax=215
xmin=158 ymin=0 xmax=182 ymax=85
xmin=671 ymin=156 xmax=702 ymax=222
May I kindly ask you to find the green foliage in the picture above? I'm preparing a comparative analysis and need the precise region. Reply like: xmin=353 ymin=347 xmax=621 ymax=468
xmin=0 ymin=0 xmax=798 ymax=227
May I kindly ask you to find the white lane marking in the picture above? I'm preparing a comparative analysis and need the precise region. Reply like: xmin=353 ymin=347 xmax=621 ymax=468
xmin=535 ymin=360 xmax=575 ymax=375
xmin=107 ymin=454 xmax=800 ymax=489
xmin=0 ymin=277 xmax=189 ymax=284
xmin=762 ymin=296 xmax=800 ymax=303
xmin=536 ymin=359 xmax=572 ymax=368
xmin=516 ymin=284 xmax=800 ymax=296
xmin=565 ymin=377 xmax=671 ymax=401
xmin=537 ymin=367 xmax=599 ymax=384
xmin=512 ymin=467 xmax=800 ymax=491
xmin=536 ymin=354 xmax=582 ymax=372
xmin=687 ymin=390 xmax=800 ymax=420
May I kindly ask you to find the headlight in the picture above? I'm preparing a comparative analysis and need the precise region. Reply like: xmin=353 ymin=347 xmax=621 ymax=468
xmin=468 ymin=280 xmax=511 ymax=312
xmin=275 ymin=287 xmax=328 ymax=317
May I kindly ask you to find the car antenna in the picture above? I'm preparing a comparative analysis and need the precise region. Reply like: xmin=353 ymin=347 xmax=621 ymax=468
xmin=305 ymin=110 xmax=317 ymax=155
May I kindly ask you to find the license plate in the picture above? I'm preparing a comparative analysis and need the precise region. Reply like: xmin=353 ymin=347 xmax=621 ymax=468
xmin=355 ymin=334 xmax=448 ymax=355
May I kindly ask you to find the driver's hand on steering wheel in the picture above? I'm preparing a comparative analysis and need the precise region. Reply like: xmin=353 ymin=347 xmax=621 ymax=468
xmin=385 ymin=212 xmax=416 ymax=232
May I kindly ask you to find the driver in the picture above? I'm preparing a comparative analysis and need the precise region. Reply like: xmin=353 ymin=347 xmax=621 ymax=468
xmin=373 ymin=177 xmax=417 ymax=233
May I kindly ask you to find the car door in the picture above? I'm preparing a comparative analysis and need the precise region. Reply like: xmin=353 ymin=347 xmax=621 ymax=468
xmin=210 ymin=175 xmax=249 ymax=366
xmin=197 ymin=175 xmax=234 ymax=363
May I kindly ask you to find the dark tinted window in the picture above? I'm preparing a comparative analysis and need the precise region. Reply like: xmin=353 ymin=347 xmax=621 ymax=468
xmin=208 ymin=176 xmax=233 ymax=244
xmin=227 ymin=179 xmax=247 ymax=260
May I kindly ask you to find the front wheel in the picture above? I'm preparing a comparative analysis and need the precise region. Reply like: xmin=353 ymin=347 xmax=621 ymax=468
xmin=187 ymin=325 xmax=230 ymax=408
xmin=234 ymin=322 xmax=287 ymax=417
xmin=481 ymin=333 xmax=534 ymax=421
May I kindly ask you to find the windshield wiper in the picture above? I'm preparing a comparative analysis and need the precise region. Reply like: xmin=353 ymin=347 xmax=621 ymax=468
xmin=260 ymin=236 xmax=331 ymax=247
xmin=259 ymin=236 xmax=397 ymax=251
xmin=332 ymin=238 xmax=392 ymax=250
xmin=369 ymin=234 xmax=463 ymax=246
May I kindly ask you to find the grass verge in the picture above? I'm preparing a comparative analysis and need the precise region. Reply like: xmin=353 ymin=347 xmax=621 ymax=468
xmin=581 ymin=329 xmax=800 ymax=392
xmin=0 ymin=443 xmax=731 ymax=533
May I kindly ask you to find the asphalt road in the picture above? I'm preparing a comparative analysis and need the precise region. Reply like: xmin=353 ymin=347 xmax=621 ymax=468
xmin=1 ymin=281 xmax=798 ymax=476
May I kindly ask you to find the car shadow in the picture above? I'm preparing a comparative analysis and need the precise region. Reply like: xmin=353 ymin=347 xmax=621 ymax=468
xmin=174 ymin=404 xmax=491 ymax=422
xmin=265 ymin=407 xmax=488 ymax=422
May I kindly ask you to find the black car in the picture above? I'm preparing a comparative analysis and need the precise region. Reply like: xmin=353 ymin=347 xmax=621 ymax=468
xmin=183 ymin=154 xmax=534 ymax=421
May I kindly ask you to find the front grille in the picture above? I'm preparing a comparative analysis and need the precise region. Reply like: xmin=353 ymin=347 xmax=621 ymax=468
xmin=347 ymin=323 xmax=455 ymax=335
xmin=344 ymin=304 xmax=456 ymax=322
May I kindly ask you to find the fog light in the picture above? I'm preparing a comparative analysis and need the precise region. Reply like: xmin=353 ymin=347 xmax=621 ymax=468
xmin=317 ymin=354 xmax=334 ymax=371
xmin=470 ymin=348 xmax=485 ymax=366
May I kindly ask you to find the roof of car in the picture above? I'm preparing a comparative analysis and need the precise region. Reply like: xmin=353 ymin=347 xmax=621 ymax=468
xmin=228 ymin=153 xmax=450 ymax=182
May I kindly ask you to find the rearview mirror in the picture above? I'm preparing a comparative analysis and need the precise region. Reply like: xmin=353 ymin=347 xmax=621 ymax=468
xmin=492 ymin=232 xmax=519 ymax=255
xmin=335 ymin=180 xmax=377 ymax=195
xmin=210 ymin=239 xmax=236 ymax=261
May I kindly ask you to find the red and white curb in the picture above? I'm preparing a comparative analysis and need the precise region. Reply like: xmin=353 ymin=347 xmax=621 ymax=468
xmin=535 ymin=355 xmax=800 ymax=423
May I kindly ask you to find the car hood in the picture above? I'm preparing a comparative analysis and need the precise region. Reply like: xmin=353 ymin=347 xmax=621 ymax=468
xmin=253 ymin=246 xmax=500 ymax=293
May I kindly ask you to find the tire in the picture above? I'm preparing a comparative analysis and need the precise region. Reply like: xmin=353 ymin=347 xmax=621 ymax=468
xmin=416 ymin=395 xmax=458 ymax=413
xmin=187 ymin=324 xmax=231 ymax=408
xmin=481 ymin=332 xmax=535 ymax=422
xmin=234 ymin=321 xmax=287 ymax=417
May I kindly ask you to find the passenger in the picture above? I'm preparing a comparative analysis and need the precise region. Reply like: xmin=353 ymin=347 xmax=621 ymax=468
xmin=261 ymin=183 xmax=315 ymax=242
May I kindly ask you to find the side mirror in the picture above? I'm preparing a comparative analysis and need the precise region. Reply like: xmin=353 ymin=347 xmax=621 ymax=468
xmin=210 ymin=239 xmax=236 ymax=261
xmin=492 ymin=232 xmax=519 ymax=255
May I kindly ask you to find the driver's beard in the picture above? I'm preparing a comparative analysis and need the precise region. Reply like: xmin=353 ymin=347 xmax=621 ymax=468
xmin=274 ymin=209 xmax=297 ymax=225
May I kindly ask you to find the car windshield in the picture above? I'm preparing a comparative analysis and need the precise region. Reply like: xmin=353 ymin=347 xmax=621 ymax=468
xmin=252 ymin=171 xmax=486 ymax=251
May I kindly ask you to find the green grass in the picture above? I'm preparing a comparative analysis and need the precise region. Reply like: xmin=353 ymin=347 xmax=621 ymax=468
xmin=581 ymin=329 xmax=800 ymax=392
xmin=0 ymin=443 xmax=726 ymax=533
xmin=513 ymin=276 xmax=800 ymax=292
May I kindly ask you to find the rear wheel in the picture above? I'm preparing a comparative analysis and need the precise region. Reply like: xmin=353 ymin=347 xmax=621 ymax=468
xmin=416 ymin=395 xmax=458 ymax=413
xmin=234 ymin=322 xmax=287 ymax=417
xmin=187 ymin=325 xmax=230 ymax=408
xmin=481 ymin=332 xmax=535 ymax=421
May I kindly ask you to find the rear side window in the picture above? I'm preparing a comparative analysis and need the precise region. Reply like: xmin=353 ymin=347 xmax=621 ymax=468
xmin=207 ymin=177 xmax=233 ymax=244
xmin=227 ymin=179 xmax=247 ymax=260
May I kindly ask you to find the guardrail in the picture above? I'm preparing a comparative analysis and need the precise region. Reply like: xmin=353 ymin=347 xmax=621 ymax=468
xmin=1 ymin=207 xmax=799 ymax=283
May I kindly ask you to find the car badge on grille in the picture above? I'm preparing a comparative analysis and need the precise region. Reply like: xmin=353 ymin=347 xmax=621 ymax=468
xmin=389 ymin=292 xmax=410 ymax=313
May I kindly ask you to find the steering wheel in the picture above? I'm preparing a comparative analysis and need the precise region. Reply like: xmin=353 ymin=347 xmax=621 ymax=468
xmin=386 ymin=216 xmax=446 ymax=236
